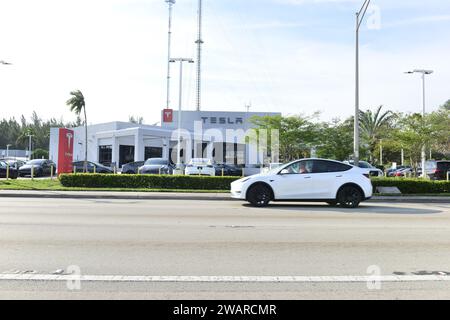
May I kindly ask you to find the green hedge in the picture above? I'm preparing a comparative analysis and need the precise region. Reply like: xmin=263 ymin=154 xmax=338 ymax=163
xmin=371 ymin=178 xmax=450 ymax=194
xmin=59 ymin=174 xmax=450 ymax=194
xmin=59 ymin=174 xmax=240 ymax=190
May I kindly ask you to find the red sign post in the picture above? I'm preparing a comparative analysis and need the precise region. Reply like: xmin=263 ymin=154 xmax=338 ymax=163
xmin=163 ymin=109 xmax=173 ymax=123
xmin=57 ymin=128 xmax=74 ymax=175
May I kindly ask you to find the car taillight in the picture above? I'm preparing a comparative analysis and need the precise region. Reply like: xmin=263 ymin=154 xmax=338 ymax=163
xmin=363 ymin=173 xmax=370 ymax=179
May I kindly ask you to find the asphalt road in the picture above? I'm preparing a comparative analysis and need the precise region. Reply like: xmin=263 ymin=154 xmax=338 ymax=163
xmin=0 ymin=197 xmax=449 ymax=299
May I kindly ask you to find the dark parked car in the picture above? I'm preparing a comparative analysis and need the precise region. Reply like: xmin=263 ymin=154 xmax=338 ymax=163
xmin=18 ymin=159 xmax=56 ymax=177
xmin=122 ymin=161 xmax=145 ymax=174
xmin=214 ymin=163 xmax=243 ymax=176
xmin=0 ymin=159 xmax=25 ymax=170
xmin=72 ymin=161 xmax=113 ymax=174
xmin=139 ymin=158 xmax=175 ymax=175
xmin=425 ymin=160 xmax=450 ymax=180
xmin=0 ymin=160 xmax=18 ymax=179
xmin=345 ymin=160 xmax=383 ymax=177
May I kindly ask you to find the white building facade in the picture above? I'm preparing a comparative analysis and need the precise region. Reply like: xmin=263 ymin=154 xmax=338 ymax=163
xmin=49 ymin=110 xmax=280 ymax=169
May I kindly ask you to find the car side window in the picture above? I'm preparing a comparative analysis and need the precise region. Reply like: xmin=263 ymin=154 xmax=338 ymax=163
xmin=284 ymin=160 xmax=313 ymax=174
xmin=313 ymin=160 xmax=352 ymax=173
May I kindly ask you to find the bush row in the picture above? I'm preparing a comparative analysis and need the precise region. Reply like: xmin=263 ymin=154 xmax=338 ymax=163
xmin=371 ymin=178 xmax=450 ymax=194
xmin=59 ymin=174 xmax=240 ymax=190
xmin=59 ymin=174 xmax=450 ymax=194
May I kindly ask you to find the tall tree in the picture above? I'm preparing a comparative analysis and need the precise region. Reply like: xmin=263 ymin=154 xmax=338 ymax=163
xmin=359 ymin=106 xmax=394 ymax=163
xmin=66 ymin=90 xmax=87 ymax=172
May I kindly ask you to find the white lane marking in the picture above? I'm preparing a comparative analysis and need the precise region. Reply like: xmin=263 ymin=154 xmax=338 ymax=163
xmin=0 ymin=274 xmax=449 ymax=283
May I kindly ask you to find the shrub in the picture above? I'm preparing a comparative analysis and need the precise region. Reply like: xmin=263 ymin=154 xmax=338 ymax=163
xmin=59 ymin=174 xmax=240 ymax=190
xmin=371 ymin=178 xmax=450 ymax=194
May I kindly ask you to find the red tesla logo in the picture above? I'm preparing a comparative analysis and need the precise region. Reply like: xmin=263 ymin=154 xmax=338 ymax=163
xmin=163 ymin=109 xmax=173 ymax=123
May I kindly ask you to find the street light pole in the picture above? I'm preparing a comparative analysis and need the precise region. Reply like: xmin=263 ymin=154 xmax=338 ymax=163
xmin=354 ymin=0 xmax=371 ymax=167
xmin=165 ymin=0 xmax=176 ymax=110
xmin=169 ymin=58 xmax=194 ymax=167
xmin=28 ymin=135 xmax=34 ymax=160
xmin=6 ymin=144 xmax=12 ymax=158
xmin=405 ymin=69 xmax=434 ymax=178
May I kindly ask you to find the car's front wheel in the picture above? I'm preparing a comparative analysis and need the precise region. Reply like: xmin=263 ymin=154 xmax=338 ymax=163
xmin=247 ymin=184 xmax=272 ymax=207
xmin=337 ymin=185 xmax=363 ymax=208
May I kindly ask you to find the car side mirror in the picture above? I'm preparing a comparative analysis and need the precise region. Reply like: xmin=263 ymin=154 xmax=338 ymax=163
xmin=280 ymin=169 xmax=289 ymax=175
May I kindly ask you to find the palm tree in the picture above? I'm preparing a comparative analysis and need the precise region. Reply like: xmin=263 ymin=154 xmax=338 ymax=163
xmin=66 ymin=90 xmax=87 ymax=172
xmin=359 ymin=106 xmax=394 ymax=163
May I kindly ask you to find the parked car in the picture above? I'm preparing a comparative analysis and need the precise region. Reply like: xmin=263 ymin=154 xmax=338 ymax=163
xmin=72 ymin=161 xmax=113 ymax=174
xmin=0 ymin=159 xmax=25 ymax=170
xmin=139 ymin=158 xmax=175 ymax=175
xmin=394 ymin=167 xmax=414 ymax=177
xmin=122 ymin=161 xmax=145 ymax=174
xmin=231 ymin=158 xmax=373 ymax=208
xmin=0 ymin=160 xmax=18 ymax=179
xmin=185 ymin=158 xmax=216 ymax=176
xmin=387 ymin=166 xmax=411 ymax=177
xmin=18 ymin=159 xmax=56 ymax=177
xmin=424 ymin=160 xmax=450 ymax=180
xmin=214 ymin=163 xmax=243 ymax=176
xmin=345 ymin=160 xmax=383 ymax=177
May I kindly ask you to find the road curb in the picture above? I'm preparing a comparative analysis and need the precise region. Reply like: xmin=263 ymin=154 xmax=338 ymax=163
xmin=0 ymin=190 xmax=449 ymax=203
xmin=0 ymin=191 xmax=234 ymax=201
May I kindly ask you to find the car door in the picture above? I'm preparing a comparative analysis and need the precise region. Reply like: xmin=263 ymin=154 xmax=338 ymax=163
xmin=41 ymin=161 xmax=49 ymax=175
xmin=271 ymin=160 xmax=315 ymax=199
xmin=310 ymin=160 xmax=347 ymax=199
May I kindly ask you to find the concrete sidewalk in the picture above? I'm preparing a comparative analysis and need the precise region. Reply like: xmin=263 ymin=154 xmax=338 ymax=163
xmin=0 ymin=190 xmax=448 ymax=203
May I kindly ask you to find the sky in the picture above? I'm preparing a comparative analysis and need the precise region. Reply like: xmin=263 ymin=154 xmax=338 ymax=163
xmin=0 ymin=0 xmax=449 ymax=126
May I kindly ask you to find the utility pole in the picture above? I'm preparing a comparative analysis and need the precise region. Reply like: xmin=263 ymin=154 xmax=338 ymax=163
xmin=170 ymin=58 xmax=195 ymax=167
xmin=165 ymin=0 xmax=176 ymax=110
xmin=6 ymin=144 xmax=12 ymax=157
xmin=354 ymin=0 xmax=371 ymax=167
xmin=405 ymin=69 xmax=434 ymax=178
xmin=195 ymin=0 xmax=204 ymax=111
xmin=28 ymin=135 xmax=34 ymax=160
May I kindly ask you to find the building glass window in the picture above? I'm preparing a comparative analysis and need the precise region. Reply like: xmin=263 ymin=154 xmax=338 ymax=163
xmin=119 ymin=145 xmax=135 ymax=167
xmin=98 ymin=145 xmax=112 ymax=167
xmin=145 ymin=147 xmax=163 ymax=160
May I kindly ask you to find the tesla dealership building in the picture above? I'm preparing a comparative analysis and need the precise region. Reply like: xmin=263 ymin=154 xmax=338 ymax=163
xmin=49 ymin=110 xmax=280 ymax=169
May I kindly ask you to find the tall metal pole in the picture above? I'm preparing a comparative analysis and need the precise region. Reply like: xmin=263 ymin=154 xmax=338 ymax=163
xmin=170 ymin=58 xmax=194 ymax=167
xmin=354 ymin=12 xmax=360 ymax=166
xmin=405 ymin=69 xmax=433 ymax=178
xmin=28 ymin=135 xmax=33 ymax=160
xmin=195 ymin=0 xmax=204 ymax=111
xmin=354 ymin=0 xmax=371 ymax=167
xmin=165 ymin=0 xmax=176 ymax=110
xmin=6 ymin=144 xmax=11 ymax=157
xmin=421 ymin=72 xmax=426 ymax=177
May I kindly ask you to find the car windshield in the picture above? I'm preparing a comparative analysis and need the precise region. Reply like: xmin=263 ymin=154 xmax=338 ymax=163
xmin=0 ymin=161 xmax=6 ymax=168
xmin=26 ymin=160 xmax=45 ymax=165
xmin=145 ymin=159 xmax=167 ymax=165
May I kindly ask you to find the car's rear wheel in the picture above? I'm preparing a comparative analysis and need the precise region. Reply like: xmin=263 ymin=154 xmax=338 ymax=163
xmin=247 ymin=184 xmax=272 ymax=207
xmin=337 ymin=186 xmax=363 ymax=208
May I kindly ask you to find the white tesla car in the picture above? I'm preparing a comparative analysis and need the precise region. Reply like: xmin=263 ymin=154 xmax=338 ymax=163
xmin=185 ymin=158 xmax=216 ymax=176
xmin=231 ymin=158 xmax=373 ymax=208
